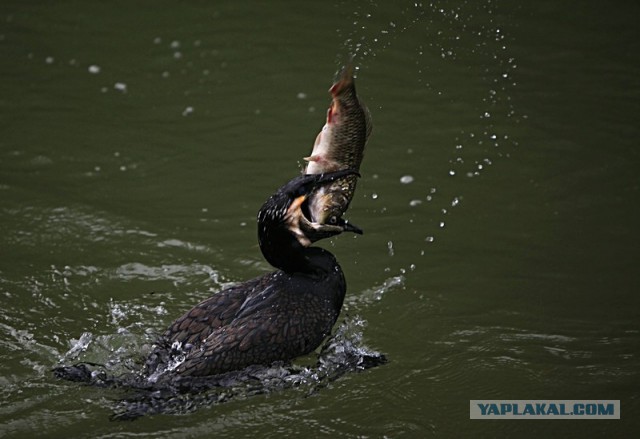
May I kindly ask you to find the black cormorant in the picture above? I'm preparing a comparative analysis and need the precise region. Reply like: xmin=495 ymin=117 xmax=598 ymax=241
xmin=145 ymin=169 xmax=361 ymax=378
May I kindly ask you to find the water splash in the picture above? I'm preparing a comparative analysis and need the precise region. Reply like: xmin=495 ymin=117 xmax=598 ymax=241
xmin=53 ymin=314 xmax=386 ymax=420
xmin=50 ymin=254 xmax=393 ymax=419
xmin=62 ymin=332 xmax=94 ymax=361
xmin=336 ymin=1 xmax=523 ymax=267
xmin=346 ymin=275 xmax=405 ymax=308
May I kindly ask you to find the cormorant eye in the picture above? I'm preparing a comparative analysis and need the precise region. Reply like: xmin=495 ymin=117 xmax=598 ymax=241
xmin=328 ymin=216 xmax=338 ymax=225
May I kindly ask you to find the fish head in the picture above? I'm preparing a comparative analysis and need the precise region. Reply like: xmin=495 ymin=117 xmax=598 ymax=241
xmin=257 ymin=169 xmax=361 ymax=272
xmin=296 ymin=209 xmax=363 ymax=243
xmin=259 ymin=170 xmax=362 ymax=249
xmin=298 ymin=178 xmax=363 ymax=243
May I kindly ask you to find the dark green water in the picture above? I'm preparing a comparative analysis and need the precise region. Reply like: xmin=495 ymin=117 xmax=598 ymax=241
xmin=1 ymin=1 xmax=639 ymax=437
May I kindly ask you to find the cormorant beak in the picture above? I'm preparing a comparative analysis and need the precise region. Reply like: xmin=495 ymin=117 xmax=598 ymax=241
xmin=285 ymin=195 xmax=314 ymax=247
xmin=341 ymin=220 xmax=363 ymax=235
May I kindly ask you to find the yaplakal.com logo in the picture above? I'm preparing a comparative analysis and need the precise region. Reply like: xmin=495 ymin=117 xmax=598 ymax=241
xmin=470 ymin=400 xmax=620 ymax=419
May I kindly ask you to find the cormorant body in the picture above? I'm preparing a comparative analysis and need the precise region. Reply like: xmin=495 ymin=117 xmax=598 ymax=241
xmin=145 ymin=170 xmax=359 ymax=378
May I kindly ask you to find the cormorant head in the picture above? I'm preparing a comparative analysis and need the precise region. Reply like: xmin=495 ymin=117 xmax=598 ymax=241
xmin=257 ymin=169 xmax=362 ymax=273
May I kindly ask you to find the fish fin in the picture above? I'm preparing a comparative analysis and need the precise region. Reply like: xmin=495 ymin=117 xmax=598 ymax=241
xmin=313 ymin=131 xmax=323 ymax=147
xmin=362 ymin=101 xmax=373 ymax=139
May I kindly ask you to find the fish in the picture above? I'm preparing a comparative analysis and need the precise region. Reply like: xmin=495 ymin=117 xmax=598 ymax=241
xmin=301 ymin=64 xmax=372 ymax=234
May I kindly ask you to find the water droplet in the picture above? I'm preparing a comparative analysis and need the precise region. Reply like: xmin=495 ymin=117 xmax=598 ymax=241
xmin=439 ymin=221 xmax=445 ymax=228
xmin=400 ymin=175 xmax=414 ymax=184
xmin=371 ymin=193 xmax=378 ymax=200
xmin=425 ymin=236 xmax=434 ymax=243
xmin=114 ymin=82 xmax=127 ymax=93
xmin=296 ymin=92 xmax=307 ymax=99
xmin=182 ymin=106 xmax=194 ymax=116
xmin=387 ymin=241 xmax=395 ymax=256
xmin=449 ymin=170 xmax=456 ymax=176
xmin=88 ymin=65 xmax=101 ymax=74
xmin=409 ymin=199 xmax=422 ymax=207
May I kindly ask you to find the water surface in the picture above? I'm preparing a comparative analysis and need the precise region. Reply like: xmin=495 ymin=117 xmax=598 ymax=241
xmin=1 ymin=1 xmax=639 ymax=437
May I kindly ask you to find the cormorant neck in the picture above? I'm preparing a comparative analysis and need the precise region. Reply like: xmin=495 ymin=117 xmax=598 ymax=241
xmin=258 ymin=215 xmax=335 ymax=275
xmin=258 ymin=223 xmax=302 ymax=273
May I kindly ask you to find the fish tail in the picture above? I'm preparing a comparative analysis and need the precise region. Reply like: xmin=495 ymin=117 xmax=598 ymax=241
xmin=329 ymin=63 xmax=355 ymax=96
